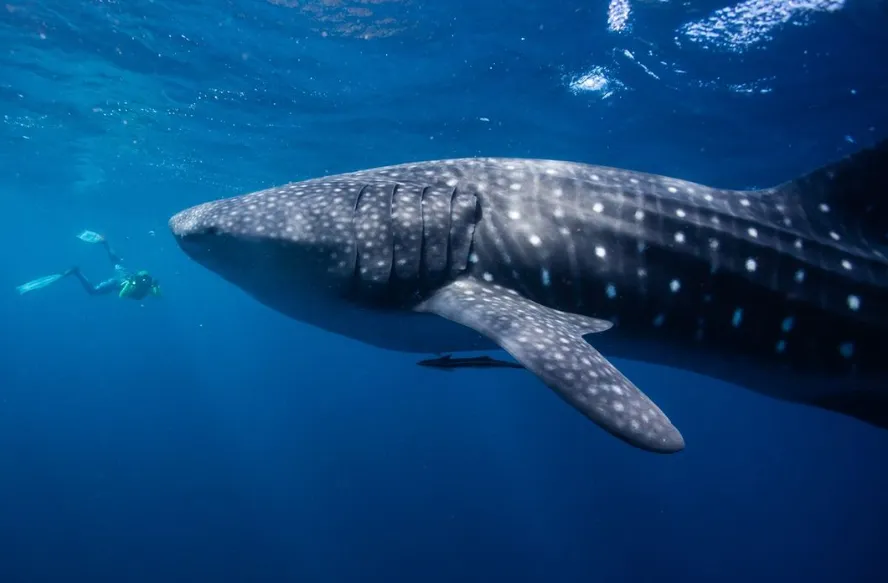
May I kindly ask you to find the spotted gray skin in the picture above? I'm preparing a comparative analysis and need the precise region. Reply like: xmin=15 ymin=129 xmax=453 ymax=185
xmin=170 ymin=140 xmax=888 ymax=453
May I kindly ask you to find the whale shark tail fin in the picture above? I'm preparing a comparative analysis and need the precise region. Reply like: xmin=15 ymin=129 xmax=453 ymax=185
xmin=776 ymin=139 xmax=888 ymax=248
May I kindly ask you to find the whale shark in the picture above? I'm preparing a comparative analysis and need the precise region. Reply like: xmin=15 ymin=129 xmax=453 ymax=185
xmin=169 ymin=140 xmax=888 ymax=454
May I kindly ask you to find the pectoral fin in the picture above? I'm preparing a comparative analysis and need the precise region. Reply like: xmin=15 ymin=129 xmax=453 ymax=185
xmin=415 ymin=278 xmax=685 ymax=454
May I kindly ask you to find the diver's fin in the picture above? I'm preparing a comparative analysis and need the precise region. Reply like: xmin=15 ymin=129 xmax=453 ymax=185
xmin=76 ymin=230 xmax=105 ymax=244
xmin=15 ymin=273 xmax=66 ymax=295
xmin=774 ymin=139 xmax=888 ymax=247
xmin=415 ymin=278 xmax=685 ymax=454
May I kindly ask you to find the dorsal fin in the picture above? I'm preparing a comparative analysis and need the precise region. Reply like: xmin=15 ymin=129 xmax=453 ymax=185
xmin=775 ymin=139 xmax=888 ymax=250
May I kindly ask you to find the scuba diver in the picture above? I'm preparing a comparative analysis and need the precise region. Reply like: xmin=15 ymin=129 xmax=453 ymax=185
xmin=15 ymin=230 xmax=162 ymax=301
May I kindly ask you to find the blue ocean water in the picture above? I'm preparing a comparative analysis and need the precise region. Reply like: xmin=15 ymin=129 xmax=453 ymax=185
xmin=1 ymin=1 xmax=887 ymax=581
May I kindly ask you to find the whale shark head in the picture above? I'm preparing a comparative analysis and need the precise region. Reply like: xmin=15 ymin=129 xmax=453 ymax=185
xmin=169 ymin=181 xmax=364 ymax=311
xmin=171 ymin=164 xmax=484 ymax=314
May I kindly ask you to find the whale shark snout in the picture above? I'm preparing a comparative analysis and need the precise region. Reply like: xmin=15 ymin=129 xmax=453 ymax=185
xmin=169 ymin=192 xmax=321 ymax=272
xmin=169 ymin=200 xmax=220 ymax=240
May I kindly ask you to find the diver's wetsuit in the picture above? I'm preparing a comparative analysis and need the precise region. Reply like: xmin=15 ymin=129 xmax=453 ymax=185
xmin=68 ymin=239 xmax=128 ymax=296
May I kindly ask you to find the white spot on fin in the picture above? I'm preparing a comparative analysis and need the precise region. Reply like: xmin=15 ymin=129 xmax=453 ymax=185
xmin=732 ymin=308 xmax=743 ymax=327
xmin=414 ymin=278 xmax=685 ymax=453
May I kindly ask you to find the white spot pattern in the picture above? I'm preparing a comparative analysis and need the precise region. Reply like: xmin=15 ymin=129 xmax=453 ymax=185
xmin=416 ymin=278 xmax=684 ymax=453
xmin=732 ymin=308 xmax=743 ymax=327
xmin=168 ymin=153 xmax=884 ymax=431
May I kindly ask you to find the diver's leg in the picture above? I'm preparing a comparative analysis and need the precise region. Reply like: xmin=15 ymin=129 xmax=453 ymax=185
xmin=99 ymin=240 xmax=123 ymax=265
xmin=66 ymin=268 xmax=119 ymax=296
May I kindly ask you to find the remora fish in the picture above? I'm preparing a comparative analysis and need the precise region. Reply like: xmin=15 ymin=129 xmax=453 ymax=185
xmin=169 ymin=140 xmax=888 ymax=454
xmin=416 ymin=354 xmax=524 ymax=370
